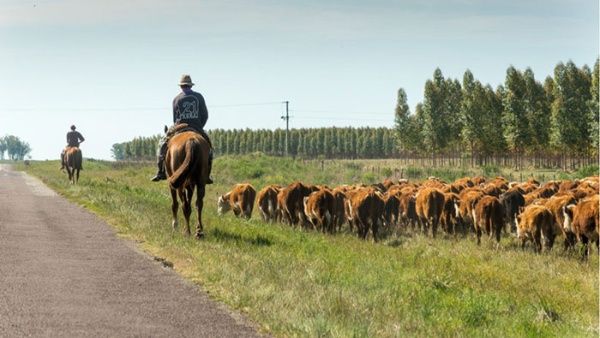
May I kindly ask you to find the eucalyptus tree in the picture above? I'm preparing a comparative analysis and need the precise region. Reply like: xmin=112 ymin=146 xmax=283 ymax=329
xmin=502 ymin=66 xmax=530 ymax=166
xmin=551 ymin=61 xmax=592 ymax=156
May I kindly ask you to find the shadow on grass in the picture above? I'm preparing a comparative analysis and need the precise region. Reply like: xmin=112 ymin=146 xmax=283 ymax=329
xmin=210 ymin=228 xmax=273 ymax=247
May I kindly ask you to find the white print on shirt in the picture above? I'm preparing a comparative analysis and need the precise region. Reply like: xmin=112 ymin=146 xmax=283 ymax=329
xmin=177 ymin=96 xmax=199 ymax=120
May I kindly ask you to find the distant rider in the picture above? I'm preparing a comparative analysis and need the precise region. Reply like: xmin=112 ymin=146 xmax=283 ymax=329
xmin=61 ymin=125 xmax=85 ymax=170
xmin=151 ymin=74 xmax=213 ymax=183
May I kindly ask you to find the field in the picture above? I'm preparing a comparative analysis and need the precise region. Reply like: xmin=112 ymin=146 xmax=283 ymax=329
xmin=18 ymin=155 xmax=599 ymax=337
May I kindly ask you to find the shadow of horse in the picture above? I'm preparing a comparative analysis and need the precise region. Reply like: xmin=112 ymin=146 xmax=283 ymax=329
xmin=64 ymin=147 xmax=82 ymax=184
xmin=165 ymin=131 xmax=210 ymax=238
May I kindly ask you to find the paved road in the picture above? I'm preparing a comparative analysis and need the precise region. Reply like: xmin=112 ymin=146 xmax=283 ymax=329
xmin=0 ymin=166 xmax=261 ymax=337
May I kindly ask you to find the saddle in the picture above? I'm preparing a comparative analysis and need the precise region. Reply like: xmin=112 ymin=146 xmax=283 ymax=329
xmin=166 ymin=123 xmax=212 ymax=148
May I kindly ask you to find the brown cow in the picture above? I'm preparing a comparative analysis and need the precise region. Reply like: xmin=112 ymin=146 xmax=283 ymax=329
xmin=441 ymin=192 xmax=460 ymax=235
xmin=347 ymin=188 xmax=385 ymax=240
xmin=516 ymin=205 xmax=556 ymax=253
xmin=472 ymin=196 xmax=504 ymax=245
xmin=456 ymin=190 xmax=484 ymax=231
xmin=303 ymin=189 xmax=336 ymax=233
xmin=397 ymin=189 xmax=417 ymax=230
xmin=415 ymin=187 xmax=445 ymax=237
xmin=217 ymin=183 xmax=257 ymax=219
xmin=382 ymin=193 xmax=400 ymax=227
xmin=277 ymin=182 xmax=314 ymax=226
xmin=544 ymin=194 xmax=577 ymax=250
xmin=256 ymin=184 xmax=281 ymax=222
xmin=563 ymin=195 xmax=600 ymax=259
xmin=330 ymin=187 xmax=348 ymax=232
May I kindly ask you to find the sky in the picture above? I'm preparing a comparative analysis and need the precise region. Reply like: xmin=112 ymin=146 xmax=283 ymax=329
xmin=0 ymin=0 xmax=598 ymax=160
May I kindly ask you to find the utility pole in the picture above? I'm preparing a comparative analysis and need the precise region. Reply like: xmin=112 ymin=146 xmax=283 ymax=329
xmin=281 ymin=101 xmax=289 ymax=156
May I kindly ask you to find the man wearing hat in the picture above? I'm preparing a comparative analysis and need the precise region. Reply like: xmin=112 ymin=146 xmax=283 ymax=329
xmin=151 ymin=74 xmax=213 ymax=183
xmin=61 ymin=125 xmax=85 ymax=170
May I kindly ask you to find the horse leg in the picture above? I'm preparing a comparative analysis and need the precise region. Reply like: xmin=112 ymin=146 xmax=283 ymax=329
xmin=195 ymin=184 xmax=206 ymax=239
xmin=170 ymin=188 xmax=179 ymax=231
xmin=181 ymin=187 xmax=193 ymax=236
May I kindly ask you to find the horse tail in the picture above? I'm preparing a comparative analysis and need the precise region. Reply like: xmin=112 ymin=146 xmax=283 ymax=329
xmin=168 ymin=139 xmax=200 ymax=189
xmin=75 ymin=148 xmax=83 ymax=169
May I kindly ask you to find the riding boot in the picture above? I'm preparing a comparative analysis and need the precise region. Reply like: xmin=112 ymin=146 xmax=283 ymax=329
xmin=206 ymin=149 xmax=214 ymax=184
xmin=151 ymin=141 xmax=168 ymax=182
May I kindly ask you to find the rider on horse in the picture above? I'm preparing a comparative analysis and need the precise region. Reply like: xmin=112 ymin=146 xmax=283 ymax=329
xmin=61 ymin=125 xmax=84 ymax=170
xmin=151 ymin=74 xmax=214 ymax=183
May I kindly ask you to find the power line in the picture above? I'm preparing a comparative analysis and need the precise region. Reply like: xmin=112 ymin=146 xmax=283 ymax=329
xmin=294 ymin=116 xmax=393 ymax=122
xmin=0 ymin=101 xmax=285 ymax=112
xmin=290 ymin=109 xmax=391 ymax=116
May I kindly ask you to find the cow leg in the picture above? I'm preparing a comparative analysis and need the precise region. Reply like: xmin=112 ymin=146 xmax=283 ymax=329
xmin=580 ymin=235 xmax=590 ymax=260
xmin=170 ymin=188 xmax=179 ymax=231
xmin=563 ymin=232 xmax=576 ymax=251
xmin=533 ymin=230 xmax=542 ymax=253
xmin=475 ymin=226 xmax=482 ymax=245
xmin=494 ymin=222 xmax=502 ymax=245
xmin=195 ymin=184 xmax=205 ymax=239
xmin=431 ymin=217 xmax=438 ymax=238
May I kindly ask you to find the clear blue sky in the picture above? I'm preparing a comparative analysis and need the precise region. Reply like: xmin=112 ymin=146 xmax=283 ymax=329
xmin=0 ymin=0 xmax=597 ymax=160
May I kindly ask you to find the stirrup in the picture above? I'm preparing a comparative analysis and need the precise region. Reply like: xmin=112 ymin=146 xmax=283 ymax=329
xmin=151 ymin=172 xmax=167 ymax=182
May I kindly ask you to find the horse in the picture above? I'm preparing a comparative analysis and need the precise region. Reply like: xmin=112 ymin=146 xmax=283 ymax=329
xmin=165 ymin=131 xmax=211 ymax=238
xmin=64 ymin=146 xmax=82 ymax=184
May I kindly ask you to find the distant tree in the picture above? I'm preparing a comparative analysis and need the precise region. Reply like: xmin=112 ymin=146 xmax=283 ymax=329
xmin=589 ymin=58 xmax=599 ymax=155
xmin=4 ymin=135 xmax=31 ymax=161
xmin=0 ymin=137 xmax=7 ymax=160
xmin=460 ymin=70 xmax=485 ymax=160
xmin=502 ymin=66 xmax=530 ymax=165
xmin=422 ymin=68 xmax=459 ymax=155
xmin=523 ymin=68 xmax=551 ymax=154
xmin=551 ymin=61 xmax=592 ymax=156
xmin=394 ymin=88 xmax=413 ymax=153
xmin=111 ymin=143 xmax=125 ymax=160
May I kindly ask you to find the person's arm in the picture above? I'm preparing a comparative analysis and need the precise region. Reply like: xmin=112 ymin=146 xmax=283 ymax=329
xmin=172 ymin=97 xmax=178 ymax=124
xmin=78 ymin=132 xmax=85 ymax=143
xmin=199 ymin=96 xmax=208 ymax=128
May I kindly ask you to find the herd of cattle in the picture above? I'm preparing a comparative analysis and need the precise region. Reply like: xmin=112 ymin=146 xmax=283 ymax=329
xmin=216 ymin=175 xmax=600 ymax=258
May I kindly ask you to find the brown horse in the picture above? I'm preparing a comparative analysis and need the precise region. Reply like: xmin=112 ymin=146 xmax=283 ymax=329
xmin=64 ymin=146 xmax=82 ymax=184
xmin=165 ymin=131 xmax=211 ymax=238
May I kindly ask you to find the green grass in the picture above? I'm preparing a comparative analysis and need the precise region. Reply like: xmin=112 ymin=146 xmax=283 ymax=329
xmin=18 ymin=155 xmax=599 ymax=337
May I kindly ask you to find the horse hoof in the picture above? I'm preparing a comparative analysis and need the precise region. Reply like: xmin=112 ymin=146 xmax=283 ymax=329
xmin=195 ymin=232 xmax=205 ymax=239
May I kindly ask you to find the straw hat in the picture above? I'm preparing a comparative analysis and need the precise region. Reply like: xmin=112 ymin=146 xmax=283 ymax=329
xmin=178 ymin=74 xmax=195 ymax=86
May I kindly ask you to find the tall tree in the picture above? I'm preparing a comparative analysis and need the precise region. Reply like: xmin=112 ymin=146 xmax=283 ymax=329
xmin=523 ymin=68 xmax=550 ymax=154
xmin=502 ymin=66 xmax=530 ymax=164
xmin=394 ymin=88 xmax=411 ymax=152
xmin=0 ymin=137 xmax=7 ymax=160
xmin=589 ymin=58 xmax=599 ymax=155
xmin=551 ymin=61 xmax=592 ymax=155
xmin=460 ymin=69 xmax=485 ymax=160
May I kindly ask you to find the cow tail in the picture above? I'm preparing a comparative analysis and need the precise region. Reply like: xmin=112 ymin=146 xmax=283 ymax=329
xmin=168 ymin=140 xmax=197 ymax=189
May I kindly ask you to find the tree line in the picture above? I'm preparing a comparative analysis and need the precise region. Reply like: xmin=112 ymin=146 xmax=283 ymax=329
xmin=395 ymin=59 xmax=599 ymax=168
xmin=112 ymin=59 xmax=599 ymax=168
xmin=0 ymin=135 xmax=32 ymax=161
xmin=111 ymin=128 xmax=397 ymax=161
